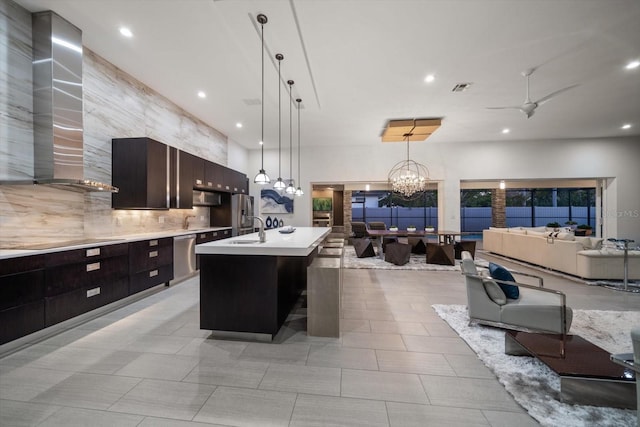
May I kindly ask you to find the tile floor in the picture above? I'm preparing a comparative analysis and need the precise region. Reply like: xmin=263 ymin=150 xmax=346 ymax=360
xmin=1 ymin=251 xmax=638 ymax=426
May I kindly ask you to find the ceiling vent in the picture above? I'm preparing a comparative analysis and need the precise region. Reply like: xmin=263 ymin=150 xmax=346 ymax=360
xmin=452 ymin=83 xmax=472 ymax=92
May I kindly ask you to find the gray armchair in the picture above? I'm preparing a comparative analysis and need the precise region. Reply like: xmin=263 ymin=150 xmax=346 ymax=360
xmin=460 ymin=251 xmax=572 ymax=334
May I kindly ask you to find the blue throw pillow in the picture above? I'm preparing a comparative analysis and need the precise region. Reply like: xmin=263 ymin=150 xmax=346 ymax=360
xmin=488 ymin=262 xmax=519 ymax=299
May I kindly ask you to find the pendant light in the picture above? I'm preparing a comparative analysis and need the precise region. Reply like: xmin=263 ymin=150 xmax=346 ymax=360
xmin=253 ymin=14 xmax=270 ymax=185
xmin=294 ymin=98 xmax=304 ymax=197
xmin=285 ymin=80 xmax=296 ymax=195
xmin=273 ymin=53 xmax=286 ymax=191
xmin=388 ymin=123 xmax=429 ymax=199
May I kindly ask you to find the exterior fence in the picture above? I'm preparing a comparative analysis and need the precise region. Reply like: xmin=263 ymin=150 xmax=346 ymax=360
xmin=353 ymin=206 xmax=595 ymax=232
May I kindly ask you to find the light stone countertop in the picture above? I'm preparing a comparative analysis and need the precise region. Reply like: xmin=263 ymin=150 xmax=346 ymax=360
xmin=196 ymin=227 xmax=331 ymax=257
xmin=0 ymin=227 xmax=232 ymax=260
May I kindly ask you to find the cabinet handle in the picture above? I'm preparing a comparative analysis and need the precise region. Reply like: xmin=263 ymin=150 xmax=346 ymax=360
xmin=196 ymin=179 xmax=203 ymax=185
xmin=86 ymin=262 xmax=101 ymax=272
xmin=149 ymin=240 xmax=158 ymax=247
xmin=86 ymin=287 xmax=101 ymax=298
xmin=86 ymin=248 xmax=100 ymax=257
xmin=149 ymin=251 xmax=158 ymax=258
xmin=149 ymin=269 xmax=159 ymax=277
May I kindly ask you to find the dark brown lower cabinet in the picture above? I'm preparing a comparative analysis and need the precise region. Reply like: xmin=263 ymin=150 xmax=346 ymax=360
xmin=128 ymin=238 xmax=174 ymax=294
xmin=43 ymin=245 xmax=130 ymax=328
xmin=0 ymin=255 xmax=45 ymax=345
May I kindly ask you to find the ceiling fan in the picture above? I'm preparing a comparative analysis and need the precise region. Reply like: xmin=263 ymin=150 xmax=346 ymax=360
xmin=486 ymin=68 xmax=579 ymax=118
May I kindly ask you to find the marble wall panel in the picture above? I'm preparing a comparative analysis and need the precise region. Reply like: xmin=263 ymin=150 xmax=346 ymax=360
xmin=0 ymin=0 xmax=33 ymax=180
xmin=0 ymin=185 xmax=84 ymax=247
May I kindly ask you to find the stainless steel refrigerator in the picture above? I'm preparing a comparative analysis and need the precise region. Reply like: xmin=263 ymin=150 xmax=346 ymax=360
xmin=231 ymin=194 xmax=254 ymax=236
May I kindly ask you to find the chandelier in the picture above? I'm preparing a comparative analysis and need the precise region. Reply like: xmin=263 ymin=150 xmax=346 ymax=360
xmin=388 ymin=132 xmax=429 ymax=199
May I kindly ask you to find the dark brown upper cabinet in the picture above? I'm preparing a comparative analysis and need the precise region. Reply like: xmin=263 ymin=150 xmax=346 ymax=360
xmin=112 ymin=137 xmax=169 ymax=209
xmin=170 ymin=148 xmax=194 ymax=209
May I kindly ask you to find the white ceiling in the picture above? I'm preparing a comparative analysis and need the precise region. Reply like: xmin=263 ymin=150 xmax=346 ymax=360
xmin=14 ymin=0 xmax=640 ymax=150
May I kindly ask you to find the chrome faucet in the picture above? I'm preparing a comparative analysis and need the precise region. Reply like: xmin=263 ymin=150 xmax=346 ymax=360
xmin=183 ymin=215 xmax=196 ymax=230
xmin=250 ymin=216 xmax=266 ymax=243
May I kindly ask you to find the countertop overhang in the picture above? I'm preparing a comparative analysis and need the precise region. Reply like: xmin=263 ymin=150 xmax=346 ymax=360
xmin=195 ymin=227 xmax=331 ymax=257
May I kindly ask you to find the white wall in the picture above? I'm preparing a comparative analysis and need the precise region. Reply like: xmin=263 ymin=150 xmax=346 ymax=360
xmin=227 ymin=138 xmax=249 ymax=175
xmin=248 ymin=136 xmax=640 ymax=242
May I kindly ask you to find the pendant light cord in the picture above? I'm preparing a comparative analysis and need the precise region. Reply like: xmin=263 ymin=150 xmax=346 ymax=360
xmin=288 ymin=81 xmax=293 ymax=183
xmin=260 ymin=19 xmax=265 ymax=168
xmin=277 ymin=56 xmax=282 ymax=178
xmin=297 ymin=99 xmax=301 ymax=183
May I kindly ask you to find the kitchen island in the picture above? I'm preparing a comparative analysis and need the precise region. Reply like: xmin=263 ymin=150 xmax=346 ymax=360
xmin=196 ymin=227 xmax=331 ymax=340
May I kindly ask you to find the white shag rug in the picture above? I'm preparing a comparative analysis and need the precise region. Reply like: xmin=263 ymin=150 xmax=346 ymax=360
xmin=432 ymin=304 xmax=639 ymax=427
xmin=342 ymin=246 xmax=481 ymax=271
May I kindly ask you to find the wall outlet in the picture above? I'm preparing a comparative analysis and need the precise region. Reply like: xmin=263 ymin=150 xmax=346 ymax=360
xmin=200 ymin=216 xmax=205 ymax=221
xmin=158 ymin=216 xmax=165 ymax=224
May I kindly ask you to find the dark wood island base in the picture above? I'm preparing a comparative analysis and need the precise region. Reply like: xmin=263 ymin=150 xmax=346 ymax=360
xmin=199 ymin=251 xmax=315 ymax=339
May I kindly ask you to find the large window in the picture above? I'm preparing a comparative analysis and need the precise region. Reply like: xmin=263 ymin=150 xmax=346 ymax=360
xmin=352 ymin=190 xmax=438 ymax=229
xmin=460 ymin=187 xmax=595 ymax=231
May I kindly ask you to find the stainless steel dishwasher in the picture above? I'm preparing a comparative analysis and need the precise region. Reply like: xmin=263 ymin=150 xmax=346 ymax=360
xmin=172 ymin=234 xmax=197 ymax=284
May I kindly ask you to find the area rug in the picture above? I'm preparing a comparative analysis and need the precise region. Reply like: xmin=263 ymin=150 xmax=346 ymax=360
xmin=342 ymin=246 xmax=488 ymax=271
xmin=433 ymin=304 xmax=639 ymax=426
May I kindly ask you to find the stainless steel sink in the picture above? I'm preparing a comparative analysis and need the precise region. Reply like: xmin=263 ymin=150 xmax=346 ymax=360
xmin=228 ymin=240 xmax=262 ymax=245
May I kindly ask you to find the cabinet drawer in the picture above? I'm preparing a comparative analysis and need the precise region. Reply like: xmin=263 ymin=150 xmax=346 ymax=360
xmin=0 ymin=300 xmax=45 ymax=345
xmin=130 ymin=237 xmax=172 ymax=252
xmin=45 ymin=243 xmax=129 ymax=267
xmin=129 ymin=244 xmax=173 ymax=274
xmin=129 ymin=264 xmax=173 ymax=295
xmin=0 ymin=254 xmax=44 ymax=275
xmin=45 ymin=277 xmax=129 ymax=327
xmin=46 ymin=255 xmax=129 ymax=296
xmin=0 ymin=269 xmax=44 ymax=310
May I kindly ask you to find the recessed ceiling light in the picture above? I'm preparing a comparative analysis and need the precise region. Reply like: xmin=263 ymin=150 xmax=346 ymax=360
xmin=119 ymin=27 xmax=133 ymax=38
xmin=625 ymin=60 xmax=640 ymax=70
xmin=502 ymin=128 xmax=510 ymax=134
xmin=236 ymin=122 xmax=243 ymax=128
xmin=197 ymin=91 xmax=206 ymax=98
xmin=424 ymin=74 xmax=435 ymax=83
xmin=621 ymin=123 xmax=632 ymax=129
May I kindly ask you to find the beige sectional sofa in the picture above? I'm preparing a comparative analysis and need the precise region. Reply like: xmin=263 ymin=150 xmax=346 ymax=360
xmin=482 ymin=227 xmax=640 ymax=280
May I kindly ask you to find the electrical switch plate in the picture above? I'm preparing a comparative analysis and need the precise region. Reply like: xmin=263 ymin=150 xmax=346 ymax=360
xmin=159 ymin=216 xmax=165 ymax=223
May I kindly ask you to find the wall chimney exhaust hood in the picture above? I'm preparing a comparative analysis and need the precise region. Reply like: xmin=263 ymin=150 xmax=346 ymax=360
xmin=25 ymin=11 xmax=117 ymax=192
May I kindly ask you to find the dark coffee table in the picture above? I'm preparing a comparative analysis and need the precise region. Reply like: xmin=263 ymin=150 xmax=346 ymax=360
xmin=505 ymin=330 xmax=636 ymax=409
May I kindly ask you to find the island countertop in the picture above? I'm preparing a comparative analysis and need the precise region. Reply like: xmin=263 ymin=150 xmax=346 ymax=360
xmin=195 ymin=226 xmax=331 ymax=257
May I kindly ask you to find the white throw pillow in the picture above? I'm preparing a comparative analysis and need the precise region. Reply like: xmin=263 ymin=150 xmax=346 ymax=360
xmin=574 ymin=236 xmax=592 ymax=249
xmin=590 ymin=238 xmax=603 ymax=249
xmin=556 ymin=232 xmax=575 ymax=241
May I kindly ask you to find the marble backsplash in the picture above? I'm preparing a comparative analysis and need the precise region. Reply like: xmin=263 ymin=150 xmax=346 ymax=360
xmin=0 ymin=0 xmax=229 ymax=247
